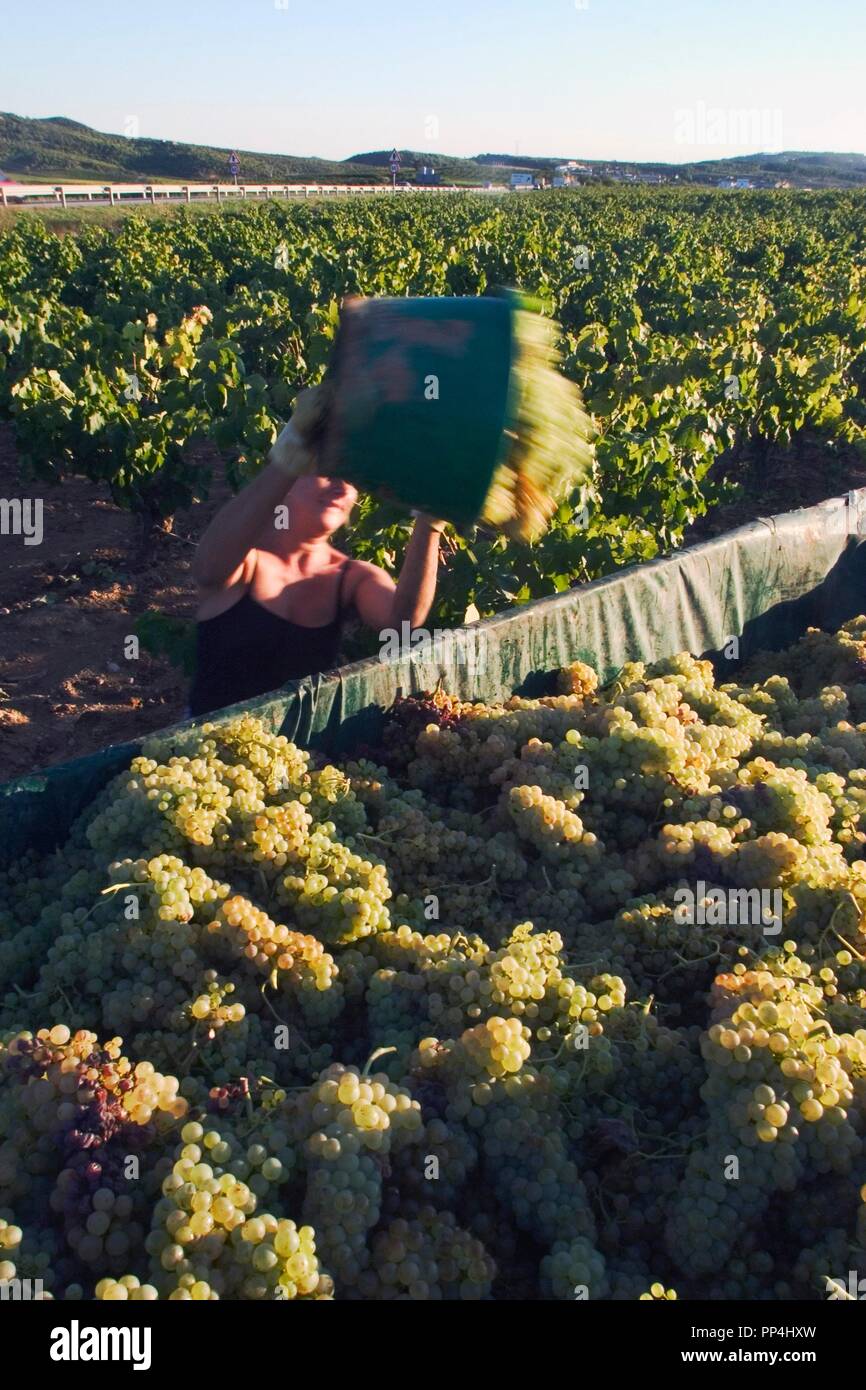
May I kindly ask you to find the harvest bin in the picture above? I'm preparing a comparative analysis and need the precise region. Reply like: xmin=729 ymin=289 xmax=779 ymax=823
xmin=319 ymin=293 xmax=515 ymax=527
xmin=3 ymin=487 xmax=866 ymax=869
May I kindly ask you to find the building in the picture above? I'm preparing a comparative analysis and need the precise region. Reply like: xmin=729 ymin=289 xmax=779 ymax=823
xmin=552 ymin=161 xmax=592 ymax=187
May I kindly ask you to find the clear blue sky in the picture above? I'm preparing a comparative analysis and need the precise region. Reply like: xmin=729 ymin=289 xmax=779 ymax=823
xmin=4 ymin=0 xmax=864 ymax=162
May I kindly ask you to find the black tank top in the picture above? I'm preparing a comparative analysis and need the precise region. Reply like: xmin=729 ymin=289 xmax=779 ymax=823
xmin=188 ymin=561 xmax=351 ymax=717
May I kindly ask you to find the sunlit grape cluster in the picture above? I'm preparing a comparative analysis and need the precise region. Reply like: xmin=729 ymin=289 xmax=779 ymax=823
xmin=127 ymin=1118 xmax=326 ymax=1300
xmin=285 ymin=1064 xmax=422 ymax=1284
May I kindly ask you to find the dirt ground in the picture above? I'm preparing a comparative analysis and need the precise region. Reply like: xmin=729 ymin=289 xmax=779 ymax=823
xmin=0 ymin=424 xmax=230 ymax=781
xmin=2 ymin=424 xmax=865 ymax=783
xmin=684 ymin=436 xmax=866 ymax=544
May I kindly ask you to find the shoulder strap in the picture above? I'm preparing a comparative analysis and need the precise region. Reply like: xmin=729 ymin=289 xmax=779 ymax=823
xmin=335 ymin=558 xmax=353 ymax=616
xmin=241 ymin=549 xmax=258 ymax=587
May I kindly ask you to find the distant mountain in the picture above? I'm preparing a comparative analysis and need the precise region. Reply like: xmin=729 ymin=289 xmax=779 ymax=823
xmin=474 ymin=153 xmax=574 ymax=170
xmin=1 ymin=115 xmax=864 ymax=189
xmin=0 ymin=113 xmax=388 ymax=184
xmin=342 ymin=149 xmax=498 ymax=183
xmin=692 ymin=150 xmax=866 ymax=187
xmin=352 ymin=147 xmax=866 ymax=188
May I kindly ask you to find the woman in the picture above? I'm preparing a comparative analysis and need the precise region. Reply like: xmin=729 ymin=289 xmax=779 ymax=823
xmin=188 ymin=388 xmax=444 ymax=716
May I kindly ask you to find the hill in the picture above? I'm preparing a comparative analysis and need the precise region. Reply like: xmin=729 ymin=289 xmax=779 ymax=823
xmin=1 ymin=115 xmax=864 ymax=189
xmin=343 ymin=148 xmax=494 ymax=184
xmin=692 ymin=150 xmax=866 ymax=188
xmin=0 ymin=113 xmax=388 ymax=184
xmin=351 ymin=147 xmax=866 ymax=188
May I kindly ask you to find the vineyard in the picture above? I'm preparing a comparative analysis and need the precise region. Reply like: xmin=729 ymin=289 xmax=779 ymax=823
xmin=2 ymin=188 xmax=866 ymax=633
xmin=3 ymin=188 xmax=866 ymax=1306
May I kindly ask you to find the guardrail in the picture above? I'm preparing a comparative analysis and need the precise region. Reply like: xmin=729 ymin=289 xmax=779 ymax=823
xmin=0 ymin=181 xmax=469 ymax=207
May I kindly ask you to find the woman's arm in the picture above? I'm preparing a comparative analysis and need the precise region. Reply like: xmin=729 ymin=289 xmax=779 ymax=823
xmin=192 ymin=392 xmax=323 ymax=590
xmin=351 ymin=515 xmax=444 ymax=633
xmin=192 ymin=460 xmax=299 ymax=589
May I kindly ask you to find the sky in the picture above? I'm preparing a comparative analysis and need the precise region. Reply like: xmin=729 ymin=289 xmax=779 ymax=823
xmin=3 ymin=0 xmax=865 ymax=164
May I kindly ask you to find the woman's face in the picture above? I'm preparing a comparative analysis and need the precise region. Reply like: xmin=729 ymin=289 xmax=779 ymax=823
xmin=288 ymin=475 xmax=358 ymax=536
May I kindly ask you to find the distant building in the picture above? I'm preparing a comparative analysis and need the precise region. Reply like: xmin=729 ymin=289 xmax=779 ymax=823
xmin=553 ymin=161 xmax=591 ymax=187
xmin=415 ymin=166 xmax=440 ymax=185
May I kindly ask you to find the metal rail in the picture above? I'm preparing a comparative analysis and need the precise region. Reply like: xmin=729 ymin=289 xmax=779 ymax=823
xmin=0 ymin=181 xmax=471 ymax=207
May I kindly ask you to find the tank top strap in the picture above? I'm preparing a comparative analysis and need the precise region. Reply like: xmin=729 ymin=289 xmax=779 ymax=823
xmin=335 ymin=558 xmax=353 ymax=617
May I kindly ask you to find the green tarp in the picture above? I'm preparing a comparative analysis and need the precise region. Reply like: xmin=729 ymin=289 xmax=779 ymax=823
xmin=3 ymin=487 xmax=866 ymax=869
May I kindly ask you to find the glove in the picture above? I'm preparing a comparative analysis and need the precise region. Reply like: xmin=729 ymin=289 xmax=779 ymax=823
xmin=269 ymin=385 xmax=330 ymax=478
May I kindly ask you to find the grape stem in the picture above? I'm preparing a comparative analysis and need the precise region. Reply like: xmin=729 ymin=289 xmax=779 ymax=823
xmin=361 ymin=1045 xmax=397 ymax=1077
xmin=77 ymin=881 xmax=137 ymax=928
xmin=830 ymin=927 xmax=866 ymax=962
xmin=657 ymin=939 xmax=720 ymax=981
xmin=805 ymin=1020 xmax=833 ymax=1039
xmin=55 ymin=985 xmax=76 ymax=1017
xmin=431 ymin=868 xmax=497 ymax=891
xmin=259 ymin=978 xmax=315 ymax=1055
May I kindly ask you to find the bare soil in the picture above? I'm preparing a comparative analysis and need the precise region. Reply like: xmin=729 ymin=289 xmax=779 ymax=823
xmin=0 ymin=424 xmax=229 ymax=781
xmin=684 ymin=435 xmax=866 ymax=542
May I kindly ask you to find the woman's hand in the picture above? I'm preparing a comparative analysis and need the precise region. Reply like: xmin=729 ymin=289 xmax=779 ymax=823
xmin=268 ymin=384 xmax=331 ymax=479
xmin=410 ymin=508 xmax=447 ymax=534
xmin=193 ymin=386 xmax=334 ymax=589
